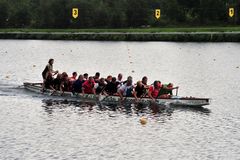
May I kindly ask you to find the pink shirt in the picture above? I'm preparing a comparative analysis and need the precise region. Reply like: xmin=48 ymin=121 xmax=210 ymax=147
xmin=149 ymin=86 xmax=160 ymax=98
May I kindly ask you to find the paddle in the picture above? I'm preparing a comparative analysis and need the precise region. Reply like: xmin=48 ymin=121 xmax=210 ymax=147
xmin=50 ymin=89 xmax=56 ymax=96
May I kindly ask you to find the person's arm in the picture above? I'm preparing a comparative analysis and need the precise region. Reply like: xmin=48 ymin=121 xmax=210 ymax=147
xmin=148 ymin=87 xmax=154 ymax=100
xmin=172 ymin=86 xmax=179 ymax=90
xmin=144 ymin=85 xmax=150 ymax=89
xmin=118 ymin=89 xmax=124 ymax=100
xmin=60 ymin=82 xmax=64 ymax=95
xmin=133 ymin=87 xmax=138 ymax=100
xmin=92 ymin=88 xmax=96 ymax=95
xmin=102 ymin=90 xmax=108 ymax=96
xmin=52 ymin=71 xmax=58 ymax=76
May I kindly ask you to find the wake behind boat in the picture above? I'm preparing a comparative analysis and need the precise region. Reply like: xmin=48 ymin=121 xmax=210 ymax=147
xmin=24 ymin=82 xmax=210 ymax=107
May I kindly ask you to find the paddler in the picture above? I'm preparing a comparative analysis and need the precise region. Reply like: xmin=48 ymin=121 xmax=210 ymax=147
xmin=118 ymin=76 xmax=134 ymax=100
xmin=82 ymin=76 xmax=96 ymax=94
xmin=148 ymin=81 xmax=162 ymax=101
xmin=157 ymin=83 xmax=179 ymax=98
xmin=133 ymin=81 xmax=145 ymax=101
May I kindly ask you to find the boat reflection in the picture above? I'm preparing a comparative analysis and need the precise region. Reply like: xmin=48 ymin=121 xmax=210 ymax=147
xmin=42 ymin=99 xmax=211 ymax=116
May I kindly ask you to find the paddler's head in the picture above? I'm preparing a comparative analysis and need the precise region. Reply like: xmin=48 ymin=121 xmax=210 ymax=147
xmin=118 ymin=73 xmax=123 ymax=81
xmin=95 ymin=72 xmax=100 ymax=79
xmin=167 ymin=83 xmax=173 ymax=88
xmin=72 ymin=72 xmax=77 ymax=79
xmin=142 ymin=76 xmax=148 ymax=85
xmin=137 ymin=81 xmax=142 ymax=87
xmin=154 ymin=80 xmax=161 ymax=89
xmin=83 ymin=73 xmax=88 ymax=80
xmin=107 ymin=75 xmax=112 ymax=82
xmin=88 ymin=76 xmax=94 ymax=84
xmin=112 ymin=77 xmax=117 ymax=83
xmin=78 ymin=74 xmax=84 ymax=81
xmin=127 ymin=76 xmax=133 ymax=86
xmin=48 ymin=58 xmax=54 ymax=65
xmin=99 ymin=78 xmax=105 ymax=84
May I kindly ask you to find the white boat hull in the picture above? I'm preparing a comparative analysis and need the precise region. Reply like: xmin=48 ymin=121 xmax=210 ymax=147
xmin=23 ymin=82 xmax=210 ymax=107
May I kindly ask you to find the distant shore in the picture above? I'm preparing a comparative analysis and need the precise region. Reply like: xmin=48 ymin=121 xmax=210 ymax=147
xmin=1 ymin=27 xmax=240 ymax=42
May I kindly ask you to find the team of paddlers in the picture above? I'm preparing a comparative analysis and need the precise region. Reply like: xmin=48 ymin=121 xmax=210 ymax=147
xmin=42 ymin=59 xmax=179 ymax=101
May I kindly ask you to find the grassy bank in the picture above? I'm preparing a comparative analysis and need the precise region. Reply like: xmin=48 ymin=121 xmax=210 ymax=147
xmin=0 ymin=27 xmax=240 ymax=42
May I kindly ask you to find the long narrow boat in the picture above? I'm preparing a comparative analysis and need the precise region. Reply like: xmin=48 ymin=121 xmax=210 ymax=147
xmin=23 ymin=82 xmax=210 ymax=107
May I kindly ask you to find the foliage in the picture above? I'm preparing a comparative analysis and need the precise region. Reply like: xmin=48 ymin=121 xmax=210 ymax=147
xmin=0 ymin=0 xmax=238 ymax=28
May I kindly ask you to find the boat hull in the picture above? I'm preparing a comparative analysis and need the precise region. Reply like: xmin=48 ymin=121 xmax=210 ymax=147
xmin=23 ymin=82 xmax=210 ymax=107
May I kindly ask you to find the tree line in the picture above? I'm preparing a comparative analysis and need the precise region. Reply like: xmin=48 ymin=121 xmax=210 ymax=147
xmin=0 ymin=0 xmax=239 ymax=28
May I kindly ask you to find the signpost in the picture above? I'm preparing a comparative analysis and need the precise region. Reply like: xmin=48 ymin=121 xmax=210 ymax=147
xmin=229 ymin=8 xmax=234 ymax=17
xmin=155 ymin=9 xmax=161 ymax=19
xmin=72 ymin=8 xmax=79 ymax=19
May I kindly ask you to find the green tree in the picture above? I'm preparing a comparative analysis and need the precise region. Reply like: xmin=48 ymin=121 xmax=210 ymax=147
xmin=0 ymin=0 xmax=8 ymax=27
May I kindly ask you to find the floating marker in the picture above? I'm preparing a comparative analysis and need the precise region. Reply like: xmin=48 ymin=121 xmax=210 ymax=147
xmin=155 ymin=9 xmax=161 ymax=19
xmin=72 ymin=8 xmax=79 ymax=19
xmin=229 ymin=8 xmax=234 ymax=17
xmin=140 ymin=117 xmax=147 ymax=125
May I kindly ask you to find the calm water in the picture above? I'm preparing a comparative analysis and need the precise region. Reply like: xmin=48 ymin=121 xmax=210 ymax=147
xmin=0 ymin=40 xmax=240 ymax=160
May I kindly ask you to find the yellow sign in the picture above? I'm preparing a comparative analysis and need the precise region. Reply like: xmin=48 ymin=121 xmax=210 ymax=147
xmin=155 ymin=9 xmax=161 ymax=19
xmin=229 ymin=8 xmax=234 ymax=17
xmin=72 ymin=8 xmax=78 ymax=19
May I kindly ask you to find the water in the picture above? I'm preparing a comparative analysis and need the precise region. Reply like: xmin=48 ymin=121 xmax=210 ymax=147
xmin=0 ymin=40 xmax=240 ymax=160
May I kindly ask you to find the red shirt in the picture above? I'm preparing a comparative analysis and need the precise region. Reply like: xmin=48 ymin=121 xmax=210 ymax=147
xmin=149 ymin=86 xmax=160 ymax=98
xmin=83 ymin=80 xmax=95 ymax=94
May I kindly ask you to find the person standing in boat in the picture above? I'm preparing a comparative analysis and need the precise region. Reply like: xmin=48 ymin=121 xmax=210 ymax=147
xmin=42 ymin=59 xmax=58 ymax=80
xmin=118 ymin=76 xmax=134 ymax=100
xmin=41 ymin=58 xmax=58 ymax=91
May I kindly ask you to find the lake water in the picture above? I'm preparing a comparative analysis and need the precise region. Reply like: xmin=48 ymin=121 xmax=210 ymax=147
xmin=0 ymin=40 xmax=240 ymax=160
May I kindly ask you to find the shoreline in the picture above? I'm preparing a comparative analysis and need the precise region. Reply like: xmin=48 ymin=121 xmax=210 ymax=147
xmin=1 ymin=31 xmax=240 ymax=42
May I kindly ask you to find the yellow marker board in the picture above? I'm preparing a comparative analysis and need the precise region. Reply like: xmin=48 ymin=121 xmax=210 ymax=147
xmin=72 ymin=8 xmax=78 ymax=19
xmin=155 ymin=9 xmax=161 ymax=19
xmin=229 ymin=8 xmax=234 ymax=17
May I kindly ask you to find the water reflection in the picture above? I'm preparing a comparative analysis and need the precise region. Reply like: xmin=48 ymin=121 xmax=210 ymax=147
xmin=42 ymin=99 xmax=210 ymax=117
